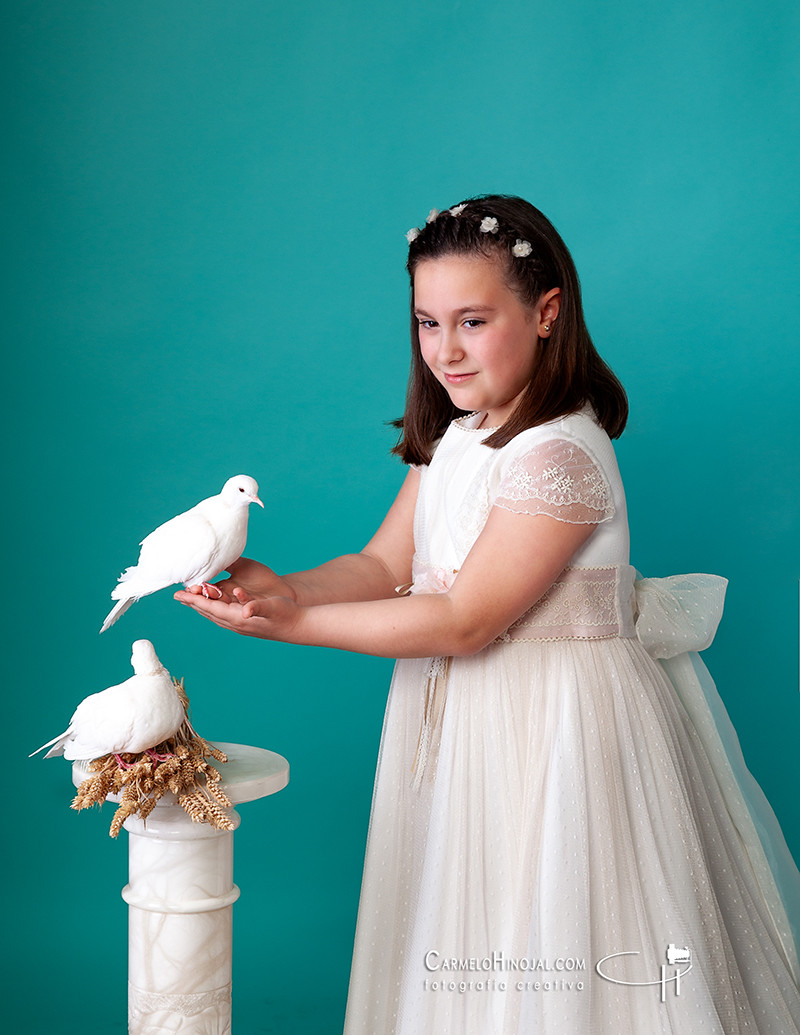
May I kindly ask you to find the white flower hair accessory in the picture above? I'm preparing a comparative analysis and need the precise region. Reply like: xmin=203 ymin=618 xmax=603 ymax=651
xmin=449 ymin=204 xmax=467 ymax=217
xmin=426 ymin=209 xmax=439 ymax=223
xmin=479 ymin=216 xmax=499 ymax=234
xmin=406 ymin=227 xmax=421 ymax=243
xmin=512 ymin=239 xmax=533 ymax=257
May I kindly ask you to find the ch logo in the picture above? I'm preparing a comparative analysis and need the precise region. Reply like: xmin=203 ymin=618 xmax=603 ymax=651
xmin=596 ymin=944 xmax=692 ymax=1002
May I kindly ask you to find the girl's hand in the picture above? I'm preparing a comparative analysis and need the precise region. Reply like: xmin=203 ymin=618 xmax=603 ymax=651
xmin=182 ymin=557 xmax=298 ymax=605
xmin=174 ymin=586 xmax=305 ymax=641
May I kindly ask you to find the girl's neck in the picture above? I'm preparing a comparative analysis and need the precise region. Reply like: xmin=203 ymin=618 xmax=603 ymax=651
xmin=475 ymin=411 xmax=500 ymax=431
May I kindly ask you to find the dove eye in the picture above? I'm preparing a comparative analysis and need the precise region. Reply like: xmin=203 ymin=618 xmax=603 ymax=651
xmin=238 ymin=487 xmax=245 ymax=492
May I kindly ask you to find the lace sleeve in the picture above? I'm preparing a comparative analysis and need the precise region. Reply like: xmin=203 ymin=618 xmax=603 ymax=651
xmin=494 ymin=438 xmax=615 ymax=524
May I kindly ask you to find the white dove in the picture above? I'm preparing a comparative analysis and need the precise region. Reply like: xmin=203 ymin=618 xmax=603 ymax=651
xmin=100 ymin=474 xmax=263 ymax=633
xmin=30 ymin=640 xmax=185 ymax=761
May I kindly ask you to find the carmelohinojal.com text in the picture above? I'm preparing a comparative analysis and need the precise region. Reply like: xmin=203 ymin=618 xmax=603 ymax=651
xmin=423 ymin=951 xmax=586 ymax=993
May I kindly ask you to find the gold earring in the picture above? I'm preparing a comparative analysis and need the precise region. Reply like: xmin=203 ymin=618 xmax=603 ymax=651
xmin=543 ymin=324 xmax=551 ymax=332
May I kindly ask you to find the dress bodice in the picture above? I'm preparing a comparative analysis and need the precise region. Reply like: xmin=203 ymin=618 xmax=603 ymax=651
xmin=413 ymin=407 xmax=630 ymax=572
xmin=411 ymin=408 xmax=636 ymax=641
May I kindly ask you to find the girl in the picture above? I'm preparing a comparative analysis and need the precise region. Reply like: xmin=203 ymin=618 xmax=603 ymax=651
xmin=177 ymin=196 xmax=800 ymax=1033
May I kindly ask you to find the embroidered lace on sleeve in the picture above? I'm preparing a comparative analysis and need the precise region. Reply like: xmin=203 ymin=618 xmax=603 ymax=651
xmin=494 ymin=438 xmax=615 ymax=524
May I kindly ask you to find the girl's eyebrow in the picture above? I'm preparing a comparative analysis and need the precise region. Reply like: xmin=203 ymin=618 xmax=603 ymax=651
xmin=414 ymin=304 xmax=496 ymax=318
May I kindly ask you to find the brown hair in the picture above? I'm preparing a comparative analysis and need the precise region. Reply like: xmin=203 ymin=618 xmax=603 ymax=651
xmin=392 ymin=195 xmax=628 ymax=465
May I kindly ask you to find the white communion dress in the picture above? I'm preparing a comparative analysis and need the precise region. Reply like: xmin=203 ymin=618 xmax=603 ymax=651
xmin=343 ymin=408 xmax=800 ymax=1034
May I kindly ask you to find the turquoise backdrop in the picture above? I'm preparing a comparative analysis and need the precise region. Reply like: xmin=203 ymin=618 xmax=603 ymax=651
xmin=6 ymin=1 xmax=799 ymax=1032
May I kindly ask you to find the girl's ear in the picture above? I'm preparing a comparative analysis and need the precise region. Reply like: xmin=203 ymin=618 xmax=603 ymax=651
xmin=537 ymin=288 xmax=561 ymax=337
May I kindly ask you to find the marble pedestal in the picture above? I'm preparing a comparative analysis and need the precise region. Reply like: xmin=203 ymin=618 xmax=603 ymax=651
xmin=74 ymin=742 xmax=289 ymax=1034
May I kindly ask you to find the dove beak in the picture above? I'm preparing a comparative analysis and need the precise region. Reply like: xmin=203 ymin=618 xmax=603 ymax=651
xmin=250 ymin=494 xmax=264 ymax=508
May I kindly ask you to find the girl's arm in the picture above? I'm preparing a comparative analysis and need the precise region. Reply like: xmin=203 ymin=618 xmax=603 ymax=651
xmin=179 ymin=467 xmax=420 ymax=607
xmin=177 ymin=501 xmax=594 ymax=658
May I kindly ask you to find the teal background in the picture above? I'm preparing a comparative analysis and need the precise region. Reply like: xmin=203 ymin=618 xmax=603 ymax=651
xmin=5 ymin=1 xmax=799 ymax=1031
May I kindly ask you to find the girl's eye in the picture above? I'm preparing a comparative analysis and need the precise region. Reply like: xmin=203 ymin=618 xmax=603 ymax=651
xmin=418 ymin=319 xmax=438 ymax=329
xmin=463 ymin=319 xmax=484 ymax=328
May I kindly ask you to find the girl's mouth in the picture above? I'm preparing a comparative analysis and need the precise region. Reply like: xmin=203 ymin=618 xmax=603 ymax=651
xmin=444 ymin=372 xmax=476 ymax=384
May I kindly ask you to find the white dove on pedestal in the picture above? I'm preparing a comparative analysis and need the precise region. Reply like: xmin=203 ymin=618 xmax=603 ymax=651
xmin=30 ymin=640 xmax=184 ymax=761
xmin=100 ymin=474 xmax=263 ymax=633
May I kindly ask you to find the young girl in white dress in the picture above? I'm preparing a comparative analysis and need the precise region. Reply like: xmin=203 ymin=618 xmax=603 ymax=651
xmin=178 ymin=195 xmax=800 ymax=1033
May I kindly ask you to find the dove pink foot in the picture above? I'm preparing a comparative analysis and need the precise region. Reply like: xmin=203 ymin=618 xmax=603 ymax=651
xmin=145 ymin=748 xmax=174 ymax=763
xmin=201 ymin=582 xmax=224 ymax=599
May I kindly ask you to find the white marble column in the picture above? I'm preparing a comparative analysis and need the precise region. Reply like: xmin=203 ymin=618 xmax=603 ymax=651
xmin=74 ymin=742 xmax=289 ymax=1035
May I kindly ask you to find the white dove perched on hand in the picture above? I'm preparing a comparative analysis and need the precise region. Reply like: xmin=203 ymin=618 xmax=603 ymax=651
xmin=100 ymin=474 xmax=263 ymax=633
xmin=30 ymin=640 xmax=185 ymax=761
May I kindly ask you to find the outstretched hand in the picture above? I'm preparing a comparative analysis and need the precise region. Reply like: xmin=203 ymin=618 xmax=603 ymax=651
xmin=174 ymin=582 xmax=306 ymax=641
xmin=175 ymin=557 xmax=306 ymax=640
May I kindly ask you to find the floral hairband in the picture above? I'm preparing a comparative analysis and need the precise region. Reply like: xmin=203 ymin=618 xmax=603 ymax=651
xmin=405 ymin=205 xmax=533 ymax=257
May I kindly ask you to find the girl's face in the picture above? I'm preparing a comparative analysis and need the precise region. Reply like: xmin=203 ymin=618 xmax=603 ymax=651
xmin=413 ymin=253 xmax=558 ymax=428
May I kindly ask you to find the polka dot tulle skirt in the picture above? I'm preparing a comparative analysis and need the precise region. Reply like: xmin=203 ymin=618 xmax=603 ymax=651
xmin=344 ymin=634 xmax=800 ymax=1033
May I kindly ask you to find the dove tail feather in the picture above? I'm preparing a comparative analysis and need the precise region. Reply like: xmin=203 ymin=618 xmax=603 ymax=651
xmin=100 ymin=597 xmax=135 ymax=634
xmin=29 ymin=730 xmax=69 ymax=757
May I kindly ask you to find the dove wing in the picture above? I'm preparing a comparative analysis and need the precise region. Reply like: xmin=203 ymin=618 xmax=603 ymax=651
xmin=71 ymin=673 xmax=182 ymax=756
xmin=61 ymin=680 xmax=138 ymax=759
xmin=34 ymin=672 xmax=185 ymax=759
xmin=130 ymin=507 xmax=226 ymax=591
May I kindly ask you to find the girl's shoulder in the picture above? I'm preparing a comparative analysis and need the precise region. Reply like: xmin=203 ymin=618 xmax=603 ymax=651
xmin=502 ymin=405 xmax=612 ymax=462
xmin=493 ymin=406 xmax=622 ymax=524
xmin=424 ymin=406 xmax=614 ymax=476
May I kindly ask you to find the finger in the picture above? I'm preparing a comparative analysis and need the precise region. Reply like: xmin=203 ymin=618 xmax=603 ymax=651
xmin=241 ymin=596 xmax=286 ymax=620
xmin=232 ymin=587 xmax=253 ymax=604
xmin=175 ymin=589 xmax=232 ymax=608
xmin=174 ymin=592 xmax=243 ymax=626
xmin=177 ymin=592 xmax=276 ymax=638
xmin=187 ymin=586 xmax=235 ymax=604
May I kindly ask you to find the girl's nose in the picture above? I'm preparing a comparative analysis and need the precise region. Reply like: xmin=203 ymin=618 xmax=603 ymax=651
xmin=438 ymin=329 xmax=464 ymax=364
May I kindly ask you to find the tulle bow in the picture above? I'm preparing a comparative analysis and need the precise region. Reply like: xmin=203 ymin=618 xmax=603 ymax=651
xmin=634 ymin=573 xmax=728 ymax=659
